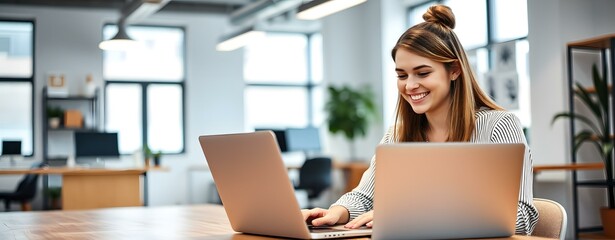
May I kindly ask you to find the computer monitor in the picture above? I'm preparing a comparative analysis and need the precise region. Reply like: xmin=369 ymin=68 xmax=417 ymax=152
xmin=285 ymin=127 xmax=321 ymax=153
xmin=74 ymin=132 xmax=119 ymax=158
xmin=255 ymin=128 xmax=288 ymax=152
xmin=1 ymin=140 xmax=22 ymax=155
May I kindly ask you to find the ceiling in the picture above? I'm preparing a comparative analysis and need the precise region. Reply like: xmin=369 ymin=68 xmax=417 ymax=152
xmin=0 ymin=0 xmax=254 ymax=15
xmin=0 ymin=0 xmax=321 ymax=33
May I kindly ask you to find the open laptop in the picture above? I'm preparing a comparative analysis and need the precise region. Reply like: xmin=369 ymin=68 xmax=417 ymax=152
xmin=372 ymin=142 xmax=525 ymax=240
xmin=198 ymin=131 xmax=372 ymax=239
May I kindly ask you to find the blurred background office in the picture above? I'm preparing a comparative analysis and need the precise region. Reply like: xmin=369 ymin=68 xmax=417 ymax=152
xmin=0 ymin=0 xmax=615 ymax=239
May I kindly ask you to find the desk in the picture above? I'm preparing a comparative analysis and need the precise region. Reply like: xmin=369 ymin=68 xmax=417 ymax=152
xmin=0 ymin=167 xmax=168 ymax=210
xmin=0 ymin=204 xmax=553 ymax=239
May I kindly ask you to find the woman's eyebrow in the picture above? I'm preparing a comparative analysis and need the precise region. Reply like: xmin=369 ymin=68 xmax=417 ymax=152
xmin=395 ymin=65 xmax=432 ymax=72
xmin=412 ymin=65 xmax=431 ymax=71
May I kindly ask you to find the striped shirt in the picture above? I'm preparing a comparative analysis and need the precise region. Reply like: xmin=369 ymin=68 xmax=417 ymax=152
xmin=331 ymin=109 xmax=539 ymax=235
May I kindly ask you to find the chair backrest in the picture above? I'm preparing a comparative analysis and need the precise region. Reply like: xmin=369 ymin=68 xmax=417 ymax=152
xmin=298 ymin=157 xmax=332 ymax=199
xmin=14 ymin=162 xmax=46 ymax=199
xmin=532 ymin=198 xmax=567 ymax=240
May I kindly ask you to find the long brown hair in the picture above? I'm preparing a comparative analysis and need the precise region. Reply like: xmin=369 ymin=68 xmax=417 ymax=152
xmin=391 ymin=4 xmax=502 ymax=142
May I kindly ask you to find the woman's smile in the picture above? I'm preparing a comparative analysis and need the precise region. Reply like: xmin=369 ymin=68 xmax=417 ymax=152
xmin=410 ymin=92 xmax=430 ymax=101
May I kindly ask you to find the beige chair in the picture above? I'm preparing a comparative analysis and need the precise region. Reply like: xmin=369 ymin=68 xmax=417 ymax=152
xmin=532 ymin=198 xmax=567 ymax=240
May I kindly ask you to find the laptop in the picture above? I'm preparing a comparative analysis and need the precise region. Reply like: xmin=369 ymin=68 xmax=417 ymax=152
xmin=372 ymin=142 xmax=525 ymax=240
xmin=198 ymin=131 xmax=372 ymax=239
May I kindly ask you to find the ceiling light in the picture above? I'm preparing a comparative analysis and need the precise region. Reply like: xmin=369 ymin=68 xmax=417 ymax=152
xmin=296 ymin=0 xmax=367 ymax=20
xmin=216 ymin=27 xmax=266 ymax=52
xmin=99 ymin=21 xmax=139 ymax=51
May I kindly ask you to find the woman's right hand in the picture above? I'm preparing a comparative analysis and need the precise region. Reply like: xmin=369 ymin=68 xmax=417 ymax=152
xmin=301 ymin=206 xmax=349 ymax=226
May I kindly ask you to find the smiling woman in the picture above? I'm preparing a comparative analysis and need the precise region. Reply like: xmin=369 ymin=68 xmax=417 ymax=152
xmin=0 ymin=20 xmax=34 ymax=156
xmin=303 ymin=4 xmax=538 ymax=235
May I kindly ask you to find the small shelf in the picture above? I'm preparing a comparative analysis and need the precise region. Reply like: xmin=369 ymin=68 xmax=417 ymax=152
xmin=567 ymin=33 xmax=615 ymax=48
xmin=533 ymin=162 xmax=604 ymax=174
xmin=566 ymin=33 xmax=615 ymax=238
xmin=41 ymin=86 xmax=100 ymax=210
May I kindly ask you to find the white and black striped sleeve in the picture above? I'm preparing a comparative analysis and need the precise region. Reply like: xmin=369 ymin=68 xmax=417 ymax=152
xmin=329 ymin=129 xmax=391 ymax=220
xmin=489 ymin=112 xmax=539 ymax=235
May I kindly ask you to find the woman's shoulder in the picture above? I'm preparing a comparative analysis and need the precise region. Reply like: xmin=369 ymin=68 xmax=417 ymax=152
xmin=473 ymin=109 xmax=524 ymax=142
xmin=475 ymin=109 xmax=522 ymax=130
xmin=475 ymin=109 xmax=518 ymax=121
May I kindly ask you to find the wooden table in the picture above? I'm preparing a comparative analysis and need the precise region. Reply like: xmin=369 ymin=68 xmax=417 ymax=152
xmin=0 ymin=204 xmax=554 ymax=240
xmin=0 ymin=167 xmax=168 ymax=210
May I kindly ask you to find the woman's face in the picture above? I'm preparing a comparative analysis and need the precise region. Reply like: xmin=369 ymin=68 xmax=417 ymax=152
xmin=395 ymin=48 xmax=459 ymax=115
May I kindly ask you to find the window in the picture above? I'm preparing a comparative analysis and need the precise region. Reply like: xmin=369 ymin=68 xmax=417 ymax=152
xmin=104 ymin=25 xmax=185 ymax=154
xmin=406 ymin=0 xmax=530 ymax=128
xmin=0 ymin=20 xmax=34 ymax=156
xmin=244 ymin=33 xmax=323 ymax=129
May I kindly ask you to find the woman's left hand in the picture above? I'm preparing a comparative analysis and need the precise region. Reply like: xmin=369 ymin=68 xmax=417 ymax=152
xmin=344 ymin=210 xmax=373 ymax=229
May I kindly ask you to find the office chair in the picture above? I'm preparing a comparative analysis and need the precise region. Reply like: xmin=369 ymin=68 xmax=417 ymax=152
xmin=532 ymin=198 xmax=567 ymax=240
xmin=0 ymin=162 xmax=46 ymax=211
xmin=294 ymin=157 xmax=332 ymax=207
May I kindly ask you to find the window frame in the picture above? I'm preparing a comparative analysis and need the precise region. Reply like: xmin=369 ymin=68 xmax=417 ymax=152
xmin=407 ymin=0 xmax=528 ymax=67
xmin=0 ymin=18 xmax=35 ymax=157
xmin=103 ymin=24 xmax=187 ymax=155
xmin=244 ymin=32 xmax=322 ymax=129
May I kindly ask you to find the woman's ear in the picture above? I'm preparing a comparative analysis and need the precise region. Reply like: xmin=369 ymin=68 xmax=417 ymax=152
xmin=449 ymin=61 xmax=461 ymax=81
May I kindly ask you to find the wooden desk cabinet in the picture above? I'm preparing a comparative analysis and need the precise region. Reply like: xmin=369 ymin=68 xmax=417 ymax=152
xmin=0 ymin=167 xmax=151 ymax=210
xmin=61 ymin=169 xmax=143 ymax=210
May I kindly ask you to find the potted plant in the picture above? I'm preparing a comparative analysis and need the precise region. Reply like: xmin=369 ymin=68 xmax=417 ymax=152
xmin=153 ymin=151 xmax=162 ymax=167
xmin=46 ymin=106 xmax=63 ymax=128
xmin=324 ymin=85 xmax=378 ymax=160
xmin=46 ymin=187 xmax=61 ymax=210
xmin=552 ymin=64 xmax=615 ymax=236
xmin=143 ymin=145 xmax=152 ymax=167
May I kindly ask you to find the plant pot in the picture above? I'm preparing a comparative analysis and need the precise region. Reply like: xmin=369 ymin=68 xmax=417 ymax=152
xmin=51 ymin=198 xmax=61 ymax=210
xmin=601 ymin=207 xmax=615 ymax=237
xmin=49 ymin=117 xmax=60 ymax=128
xmin=153 ymin=156 xmax=161 ymax=166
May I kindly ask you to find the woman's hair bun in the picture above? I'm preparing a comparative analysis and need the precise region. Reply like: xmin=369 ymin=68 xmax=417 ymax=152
xmin=423 ymin=4 xmax=455 ymax=29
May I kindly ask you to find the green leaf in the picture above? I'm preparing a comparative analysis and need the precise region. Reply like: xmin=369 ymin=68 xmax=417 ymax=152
xmin=574 ymin=82 xmax=603 ymax=123
xmin=592 ymin=64 xmax=611 ymax=135
xmin=603 ymin=142 xmax=614 ymax=159
xmin=325 ymin=84 xmax=378 ymax=142
xmin=552 ymin=112 xmax=602 ymax=135
xmin=572 ymin=130 xmax=595 ymax=154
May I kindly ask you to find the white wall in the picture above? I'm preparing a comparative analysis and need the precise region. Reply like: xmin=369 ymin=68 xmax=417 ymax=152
xmin=528 ymin=0 xmax=615 ymax=238
xmin=0 ymin=5 xmax=245 ymax=208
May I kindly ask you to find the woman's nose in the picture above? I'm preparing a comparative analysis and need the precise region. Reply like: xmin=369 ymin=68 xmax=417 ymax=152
xmin=405 ymin=77 xmax=419 ymax=90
